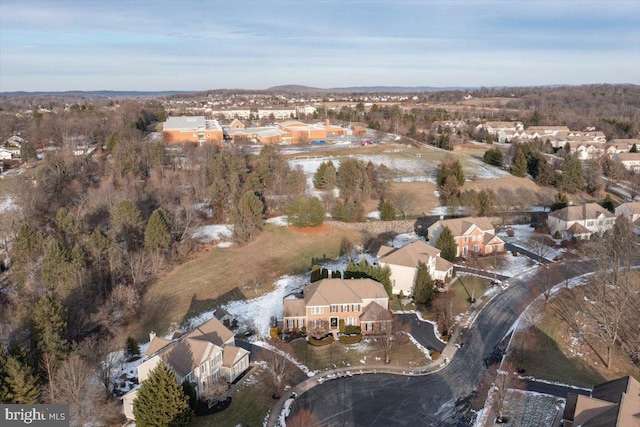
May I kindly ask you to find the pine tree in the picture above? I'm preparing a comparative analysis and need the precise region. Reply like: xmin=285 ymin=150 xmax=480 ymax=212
xmin=111 ymin=199 xmax=143 ymax=249
xmin=33 ymin=293 xmax=70 ymax=362
xmin=551 ymin=192 xmax=569 ymax=211
xmin=378 ymin=199 xmax=396 ymax=221
xmin=413 ymin=262 xmax=436 ymax=304
xmin=560 ymin=155 xmax=585 ymax=193
xmin=286 ymin=196 xmax=325 ymax=227
xmin=144 ymin=209 xmax=171 ymax=252
xmin=630 ymin=143 xmax=638 ymax=153
xmin=231 ymin=191 xmax=264 ymax=243
xmin=1 ymin=356 xmax=40 ymax=404
xmin=601 ymin=194 xmax=615 ymax=213
xmin=435 ymin=226 xmax=457 ymax=262
xmin=510 ymin=149 xmax=528 ymax=177
xmin=344 ymin=259 xmax=392 ymax=297
xmin=9 ymin=223 xmax=43 ymax=286
xmin=133 ymin=362 xmax=192 ymax=427
xmin=126 ymin=337 xmax=141 ymax=358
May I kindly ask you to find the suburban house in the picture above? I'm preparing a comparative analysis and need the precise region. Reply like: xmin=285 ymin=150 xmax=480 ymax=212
xmin=377 ymin=240 xmax=453 ymax=295
xmin=427 ymin=217 xmax=505 ymax=258
xmin=546 ymin=203 xmax=616 ymax=240
xmin=615 ymin=201 xmax=640 ymax=226
xmin=282 ymin=278 xmax=391 ymax=335
xmin=562 ymin=375 xmax=640 ymax=427
xmin=612 ymin=152 xmax=640 ymax=174
xmin=162 ymin=116 xmax=224 ymax=145
xmin=121 ymin=317 xmax=250 ymax=421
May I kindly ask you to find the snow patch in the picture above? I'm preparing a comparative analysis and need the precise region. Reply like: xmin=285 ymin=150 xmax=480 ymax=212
xmin=190 ymin=224 xmax=233 ymax=243
xmin=266 ymin=216 xmax=289 ymax=227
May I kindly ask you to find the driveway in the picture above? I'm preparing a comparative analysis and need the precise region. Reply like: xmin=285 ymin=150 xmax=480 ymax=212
xmin=285 ymin=259 xmax=621 ymax=426
xmin=399 ymin=313 xmax=446 ymax=353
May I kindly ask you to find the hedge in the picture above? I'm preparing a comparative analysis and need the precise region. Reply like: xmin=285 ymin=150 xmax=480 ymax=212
xmin=308 ymin=335 xmax=334 ymax=346
xmin=338 ymin=334 xmax=362 ymax=344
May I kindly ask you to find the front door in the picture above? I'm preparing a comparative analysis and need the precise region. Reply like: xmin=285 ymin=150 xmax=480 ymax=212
xmin=330 ymin=317 xmax=338 ymax=329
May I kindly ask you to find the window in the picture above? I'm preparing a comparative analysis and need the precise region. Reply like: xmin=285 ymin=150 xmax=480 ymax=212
xmin=463 ymin=236 xmax=468 ymax=242
xmin=330 ymin=305 xmax=338 ymax=313
xmin=352 ymin=304 xmax=360 ymax=312
xmin=345 ymin=317 xmax=356 ymax=326
xmin=463 ymin=247 xmax=468 ymax=255
xmin=311 ymin=306 xmax=324 ymax=315
xmin=473 ymin=245 xmax=479 ymax=253
xmin=342 ymin=304 xmax=349 ymax=312
xmin=587 ymin=221 xmax=594 ymax=227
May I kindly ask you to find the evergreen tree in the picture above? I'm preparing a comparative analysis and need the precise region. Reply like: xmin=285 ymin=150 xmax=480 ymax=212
xmin=551 ymin=192 xmax=569 ymax=211
xmin=9 ymin=223 xmax=43 ymax=286
xmin=583 ymin=160 xmax=603 ymax=195
xmin=231 ymin=191 xmax=264 ymax=243
xmin=560 ymin=155 xmax=585 ymax=193
xmin=413 ymin=262 xmax=436 ymax=304
xmin=133 ymin=362 xmax=192 ymax=427
xmin=1 ymin=357 xmax=40 ymax=404
xmin=313 ymin=161 xmax=336 ymax=190
xmin=436 ymin=156 xmax=465 ymax=187
xmin=19 ymin=141 xmax=37 ymax=162
xmin=54 ymin=207 xmax=80 ymax=245
xmin=33 ymin=293 xmax=70 ymax=362
xmin=483 ymin=147 xmax=503 ymax=167
xmin=126 ymin=337 xmax=141 ymax=358
xmin=111 ymin=199 xmax=143 ymax=250
xmin=144 ymin=208 xmax=171 ymax=252
xmin=510 ymin=149 xmax=528 ymax=177
xmin=630 ymin=143 xmax=638 ymax=153
xmin=477 ymin=190 xmax=493 ymax=216
xmin=601 ymin=194 xmax=615 ymax=213
xmin=435 ymin=226 xmax=457 ymax=262
xmin=378 ymin=198 xmax=396 ymax=221
xmin=286 ymin=196 xmax=325 ymax=227
xmin=344 ymin=259 xmax=392 ymax=297
xmin=534 ymin=160 xmax=556 ymax=187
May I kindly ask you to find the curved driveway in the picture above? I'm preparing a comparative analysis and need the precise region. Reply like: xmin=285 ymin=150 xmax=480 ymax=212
xmin=287 ymin=259 xmax=616 ymax=426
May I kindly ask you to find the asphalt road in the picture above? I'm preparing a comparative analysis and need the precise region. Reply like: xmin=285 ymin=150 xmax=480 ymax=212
xmin=288 ymin=259 xmax=617 ymax=426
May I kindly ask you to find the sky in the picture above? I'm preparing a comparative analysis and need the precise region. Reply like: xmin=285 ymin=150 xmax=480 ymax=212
xmin=1 ymin=0 xmax=639 ymax=92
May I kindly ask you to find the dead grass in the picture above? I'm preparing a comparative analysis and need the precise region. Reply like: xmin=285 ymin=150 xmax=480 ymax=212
xmin=284 ymin=334 xmax=428 ymax=371
xmin=126 ymin=224 xmax=364 ymax=341
xmin=420 ymin=276 xmax=491 ymax=325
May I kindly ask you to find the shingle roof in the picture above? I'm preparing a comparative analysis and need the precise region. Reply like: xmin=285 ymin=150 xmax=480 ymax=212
xmin=222 ymin=345 xmax=249 ymax=368
xmin=433 ymin=217 xmax=495 ymax=236
xmin=377 ymin=240 xmax=441 ymax=268
xmin=145 ymin=337 xmax=173 ymax=357
xmin=305 ymin=278 xmax=388 ymax=306
xmin=360 ymin=301 xmax=392 ymax=322
xmin=283 ymin=298 xmax=306 ymax=317
xmin=549 ymin=203 xmax=615 ymax=221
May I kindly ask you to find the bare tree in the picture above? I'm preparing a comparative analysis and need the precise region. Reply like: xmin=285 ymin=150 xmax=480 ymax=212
xmin=53 ymin=354 xmax=103 ymax=426
xmin=527 ymin=233 xmax=552 ymax=264
xmin=260 ymin=350 xmax=290 ymax=399
xmin=78 ymin=336 xmax=123 ymax=396
xmin=307 ymin=320 xmax=330 ymax=340
xmin=492 ymin=362 xmax=526 ymax=423
xmin=433 ymin=290 xmax=456 ymax=336
xmin=390 ymin=190 xmax=417 ymax=219
xmin=287 ymin=408 xmax=321 ymax=427
xmin=377 ymin=316 xmax=406 ymax=364
xmin=199 ymin=376 xmax=230 ymax=407
xmin=508 ymin=329 xmax=537 ymax=373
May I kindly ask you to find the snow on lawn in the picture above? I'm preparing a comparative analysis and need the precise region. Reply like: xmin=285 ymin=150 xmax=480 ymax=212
xmin=254 ymin=341 xmax=319 ymax=378
xmin=367 ymin=210 xmax=381 ymax=220
xmin=389 ymin=232 xmax=421 ymax=248
xmin=190 ymin=224 xmax=233 ymax=243
xmin=187 ymin=275 xmax=308 ymax=338
xmin=466 ymin=157 xmax=510 ymax=180
xmin=502 ymin=389 xmax=565 ymax=427
xmin=499 ymin=224 xmax=564 ymax=261
xmin=266 ymin=216 xmax=289 ymax=226
xmin=499 ymin=253 xmax=537 ymax=277
xmin=0 ymin=196 xmax=17 ymax=214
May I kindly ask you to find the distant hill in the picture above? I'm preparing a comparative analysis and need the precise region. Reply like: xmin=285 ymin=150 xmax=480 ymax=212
xmin=265 ymin=85 xmax=327 ymax=93
xmin=0 ymin=90 xmax=192 ymax=97
xmin=330 ymin=86 xmax=474 ymax=92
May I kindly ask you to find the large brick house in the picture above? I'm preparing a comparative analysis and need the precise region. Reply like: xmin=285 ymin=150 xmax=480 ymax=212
xmin=547 ymin=203 xmax=615 ymax=240
xmin=282 ymin=278 xmax=390 ymax=335
xmin=162 ymin=116 xmax=223 ymax=145
xmin=377 ymin=240 xmax=453 ymax=295
xmin=122 ymin=317 xmax=249 ymax=421
xmin=427 ymin=217 xmax=505 ymax=258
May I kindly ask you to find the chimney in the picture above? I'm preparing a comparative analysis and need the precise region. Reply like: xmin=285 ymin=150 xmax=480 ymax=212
xmin=149 ymin=331 xmax=156 ymax=342
xmin=325 ymin=119 xmax=330 ymax=127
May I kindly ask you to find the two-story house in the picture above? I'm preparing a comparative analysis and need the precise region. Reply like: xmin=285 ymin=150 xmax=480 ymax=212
xmin=615 ymin=201 xmax=640 ymax=227
xmin=427 ymin=217 xmax=505 ymax=258
xmin=547 ymin=203 xmax=616 ymax=240
xmin=613 ymin=152 xmax=640 ymax=174
xmin=122 ymin=316 xmax=249 ymax=421
xmin=282 ymin=278 xmax=390 ymax=335
xmin=377 ymin=240 xmax=453 ymax=295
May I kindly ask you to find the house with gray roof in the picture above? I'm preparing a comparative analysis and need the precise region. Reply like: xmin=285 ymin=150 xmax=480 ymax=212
xmin=122 ymin=316 xmax=249 ymax=421
xmin=377 ymin=240 xmax=453 ymax=296
xmin=547 ymin=203 xmax=615 ymax=240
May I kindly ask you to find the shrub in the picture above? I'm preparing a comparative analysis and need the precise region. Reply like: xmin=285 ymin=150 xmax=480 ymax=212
xmin=308 ymin=335 xmax=334 ymax=346
xmin=269 ymin=326 xmax=281 ymax=339
xmin=338 ymin=334 xmax=362 ymax=344
xmin=300 ymin=326 xmax=306 ymax=334
xmin=126 ymin=336 xmax=141 ymax=358
xmin=344 ymin=325 xmax=361 ymax=335
xmin=429 ymin=350 xmax=441 ymax=360
xmin=553 ymin=230 xmax=561 ymax=239
xmin=339 ymin=319 xmax=345 ymax=333
xmin=506 ymin=228 xmax=515 ymax=237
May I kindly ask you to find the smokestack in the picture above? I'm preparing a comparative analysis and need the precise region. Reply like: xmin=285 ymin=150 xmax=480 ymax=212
xmin=149 ymin=331 xmax=156 ymax=342
xmin=326 ymin=119 xmax=330 ymax=127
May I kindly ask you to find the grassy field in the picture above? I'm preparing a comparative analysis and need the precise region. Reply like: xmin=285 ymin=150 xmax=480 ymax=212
xmin=127 ymin=224 xmax=364 ymax=341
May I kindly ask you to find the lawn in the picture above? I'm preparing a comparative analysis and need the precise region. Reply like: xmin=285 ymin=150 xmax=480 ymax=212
xmin=127 ymin=224 xmax=364 ymax=341
xmin=285 ymin=334 xmax=428 ymax=371
xmin=420 ymin=276 xmax=492 ymax=325
xmin=189 ymin=367 xmax=274 ymax=427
